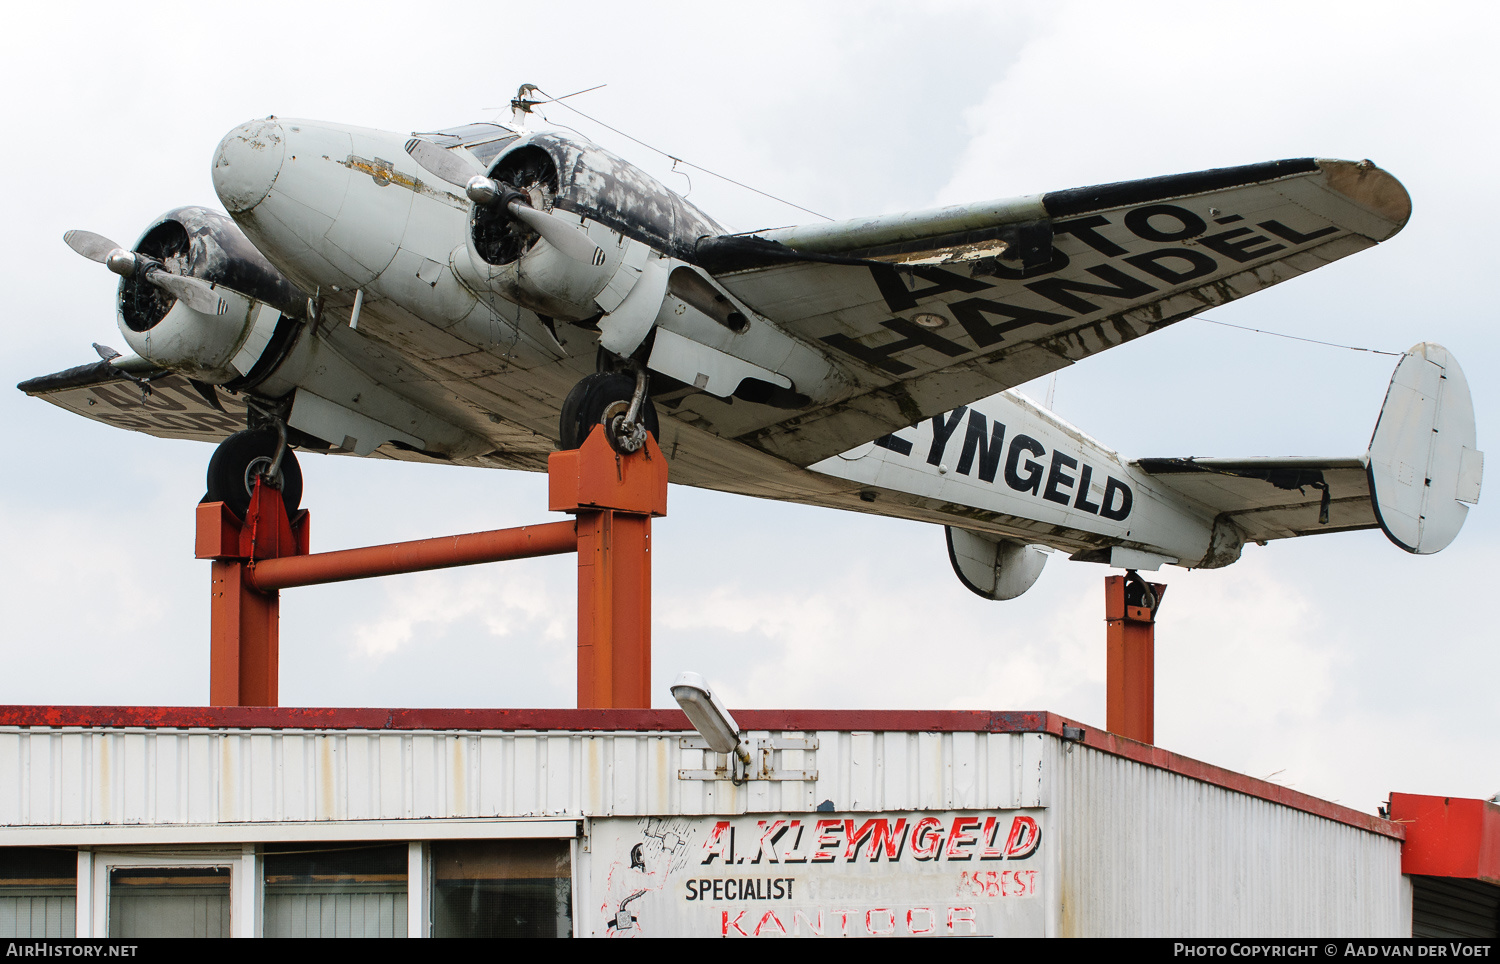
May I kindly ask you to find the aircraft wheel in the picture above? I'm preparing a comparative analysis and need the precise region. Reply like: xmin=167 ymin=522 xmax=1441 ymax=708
xmin=205 ymin=428 xmax=303 ymax=519
xmin=559 ymin=372 xmax=659 ymax=450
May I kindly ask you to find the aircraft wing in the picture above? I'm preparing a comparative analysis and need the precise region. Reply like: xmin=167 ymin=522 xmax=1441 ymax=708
xmin=1133 ymin=456 xmax=1377 ymax=542
xmin=18 ymin=362 xmax=250 ymax=444
xmin=696 ymin=158 xmax=1410 ymax=467
xmin=17 ymin=362 xmax=457 ymax=465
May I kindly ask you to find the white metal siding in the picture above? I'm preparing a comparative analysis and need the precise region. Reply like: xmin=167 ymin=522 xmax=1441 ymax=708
xmin=0 ymin=728 xmax=1046 ymax=828
xmin=263 ymin=892 xmax=407 ymax=938
xmin=0 ymin=896 xmax=75 ymax=937
xmin=0 ymin=725 xmax=1407 ymax=937
xmin=1054 ymin=743 xmax=1407 ymax=937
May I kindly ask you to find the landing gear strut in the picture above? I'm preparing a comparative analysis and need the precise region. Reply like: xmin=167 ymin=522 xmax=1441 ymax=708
xmin=560 ymin=368 xmax=659 ymax=454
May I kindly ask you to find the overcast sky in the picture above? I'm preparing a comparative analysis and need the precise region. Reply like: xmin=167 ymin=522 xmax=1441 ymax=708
xmin=2 ymin=1 xmax=1494 ymax=815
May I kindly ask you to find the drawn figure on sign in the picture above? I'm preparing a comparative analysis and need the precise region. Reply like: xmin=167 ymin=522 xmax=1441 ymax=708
xmin=640 ymin=816 xmax=695 ymax=874
xmin=599 ymin=817 xmax=701 ymax=936
xmin=608 ymin=890 xmax=648 ymax=932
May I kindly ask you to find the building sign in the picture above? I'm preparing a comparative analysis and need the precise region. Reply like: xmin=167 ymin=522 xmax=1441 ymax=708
xmin=585 ymin=809 xmax=1047 ymax=937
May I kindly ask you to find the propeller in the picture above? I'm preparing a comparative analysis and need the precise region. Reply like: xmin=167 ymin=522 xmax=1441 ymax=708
xmin=63 ymin=230 xmax=228 ymax=315
xmin=150 ymin=272 xmax=228 ymax=315
xmin=403 ymin=138 xmax=481 ymax=188
xmin=404 ymin=139 xmax=602 ymax=265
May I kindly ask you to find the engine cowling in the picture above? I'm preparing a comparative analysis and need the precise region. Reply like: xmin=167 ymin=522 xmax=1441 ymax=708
xmin=117 ymin=206 xmax=305 ymax=385
xmin=457 ymin=145 xmax=620 ymax=321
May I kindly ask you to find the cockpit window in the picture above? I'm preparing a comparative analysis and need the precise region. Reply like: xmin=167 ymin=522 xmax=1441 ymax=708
xmin=411 ymin=123 xmax=521 ymax=167
xmin=417 ymin=122 xmax=514 ymax=146
xmin=468 ymin=136 xmax=520 ymax=166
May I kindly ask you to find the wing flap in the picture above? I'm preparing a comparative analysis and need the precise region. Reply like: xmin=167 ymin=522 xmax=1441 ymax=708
xmin=1135 ymin=456 xmax=1377 ymax=542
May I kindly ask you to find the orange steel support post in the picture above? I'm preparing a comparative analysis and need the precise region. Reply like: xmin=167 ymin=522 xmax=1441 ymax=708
xmin=1105 ymin=573 xmax=1166 ymax=744
xmin=196 ymin=480 xmax=310 ymax=707
xmin=548 ymin=427 xmax=669 ymax=709
xmin=195 ymin=426 xmax=660 ymax=708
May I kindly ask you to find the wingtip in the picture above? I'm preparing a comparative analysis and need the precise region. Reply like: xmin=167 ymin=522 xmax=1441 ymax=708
xmin=1315 ymin=159 xmax=1412 ymax=234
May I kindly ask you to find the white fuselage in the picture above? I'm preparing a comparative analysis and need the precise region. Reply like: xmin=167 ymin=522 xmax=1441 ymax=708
xmin=808 ymin=391 xmax=1220 ymax=567
xmin=210 ymin=117 xmax=1223 ymax=567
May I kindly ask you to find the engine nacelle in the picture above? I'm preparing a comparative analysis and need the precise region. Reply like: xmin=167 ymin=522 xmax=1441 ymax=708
xmin=459 ymin=225 xmax=618 ymax=323
xmin=117 ymin=207 xmax=304 ymax=385
xmin=458 ymin=137 xmax=724 ymax=325
xmin=455 ymin=145 xmax=617 ymax=321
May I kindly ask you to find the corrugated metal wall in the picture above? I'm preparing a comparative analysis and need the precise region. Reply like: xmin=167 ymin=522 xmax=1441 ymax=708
xmin=0 ymin=896 xmax=74 ymax=938
xmin=1054 ymin=743 xmax=1409 ymax=937
xmin=0 ymin=727 xmax=1047 ymax=826
xmin=0 ymin=724 xmax=1410 ymax=936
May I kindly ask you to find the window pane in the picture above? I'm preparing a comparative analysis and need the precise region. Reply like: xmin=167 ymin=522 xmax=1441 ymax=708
xmin=108 ymin=866 xmax=230 ymax=938
xmin=468 ymin=136 xmax=520 ymax=167
xmin=433 ymin=840 xmax=571 ymax=938
xmin=413 ymin=123 xmax=516 ymax=146
xmin=262 ymin=843 xmax=407 ymax=938
xmin=0 ymin=848 xmax=76 ymax=938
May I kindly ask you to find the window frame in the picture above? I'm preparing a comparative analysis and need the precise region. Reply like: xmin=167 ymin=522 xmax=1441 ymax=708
xmin=83 ymin=847 xmax=253 ymax=938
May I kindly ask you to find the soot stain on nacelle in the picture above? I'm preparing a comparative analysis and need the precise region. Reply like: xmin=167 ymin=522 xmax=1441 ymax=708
xmin=519 ymin=133 xmax=724 ymax=261
xmin=119 ymin=206 xmax=305 ymax=335
xmin=472 ymin=147 xmax=558 ymax=266
xmin=120 ymin=219 xmax=190 ymax=332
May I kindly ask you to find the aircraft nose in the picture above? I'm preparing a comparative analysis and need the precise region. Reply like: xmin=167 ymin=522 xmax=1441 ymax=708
xmin=212 ymin=118 xmax=285 ymax=214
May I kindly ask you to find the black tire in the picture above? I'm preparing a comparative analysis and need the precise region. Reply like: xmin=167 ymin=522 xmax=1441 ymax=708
xmin=559 ymin=372 xmax=659 ymax=450
xmin=206 ymin=429 xmax=303 ymax=519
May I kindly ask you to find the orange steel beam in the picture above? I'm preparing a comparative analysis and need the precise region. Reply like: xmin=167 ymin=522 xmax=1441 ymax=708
xmin=208 ymin=560 xmax=279 ymax=706
xmin=248 ymin=521 xmax=577 ymax=590
xmin=549 ymin=428 xmax=668 ymax=710
xmin=1105 ymin=573 xmax=1166 ymax=744
xmin=574 ymin=509 xmax=653 ymax=708
xmin=199 ymin=481 xmax=308 ymax=707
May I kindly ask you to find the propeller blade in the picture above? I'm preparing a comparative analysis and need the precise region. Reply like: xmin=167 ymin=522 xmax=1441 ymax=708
xmin=148 ymin=270 xmax=227 ymax=315
xmin=404 ymin=138 xmax=482 ymax=188
xmin=506 ymin=202 xmax=604 ymax=264
xmin=408 ymin=142 xmax=602 ymax=264
xmin=64 ymin=230 xmax=123 ymax=263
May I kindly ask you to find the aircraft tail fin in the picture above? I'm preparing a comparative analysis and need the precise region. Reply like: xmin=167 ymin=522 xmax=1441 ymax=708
xmin=1365 ymin=343 xmax=1482 ymax=553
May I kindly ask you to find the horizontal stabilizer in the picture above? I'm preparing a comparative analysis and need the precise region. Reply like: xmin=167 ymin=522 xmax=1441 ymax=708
xmin=1134 ymin=456 xmax=1375 ymax=544
xmin=1133 ymin=343 xmax=1481 ymax=554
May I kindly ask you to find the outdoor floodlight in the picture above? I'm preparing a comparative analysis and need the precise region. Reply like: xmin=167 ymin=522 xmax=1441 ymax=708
xmin=671 ymin=672 xmax=751 ymax=779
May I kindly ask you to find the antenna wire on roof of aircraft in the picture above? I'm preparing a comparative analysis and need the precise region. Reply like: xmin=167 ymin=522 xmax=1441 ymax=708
xmin=1198 ymin=316 xmax=1400 ymax=356
xmin=532 ymin=87 xmax=834 ymax=222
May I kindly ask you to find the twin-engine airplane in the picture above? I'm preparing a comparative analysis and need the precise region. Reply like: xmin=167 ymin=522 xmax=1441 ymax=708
xmin=22 ymin=95 xmax=1483 ymax=599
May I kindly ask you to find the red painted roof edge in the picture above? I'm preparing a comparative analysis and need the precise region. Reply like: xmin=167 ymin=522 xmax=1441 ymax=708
xmin=0 ymin=705 xmax=1050 ymax=733
xmin=1389 ymin=792 xmax=1500 ymax=883
xmin=1048 ymin=713 xmax=1404 ymax=841
xmin=0 ymin=705 xmax=1399 ymax=839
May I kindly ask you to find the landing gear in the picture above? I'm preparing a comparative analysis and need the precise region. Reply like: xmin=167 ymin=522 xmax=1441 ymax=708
xmin=206 ymin=426 xmax=303 ymax=518
xmin=560 ymin=369 xmax=659 ymax=453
